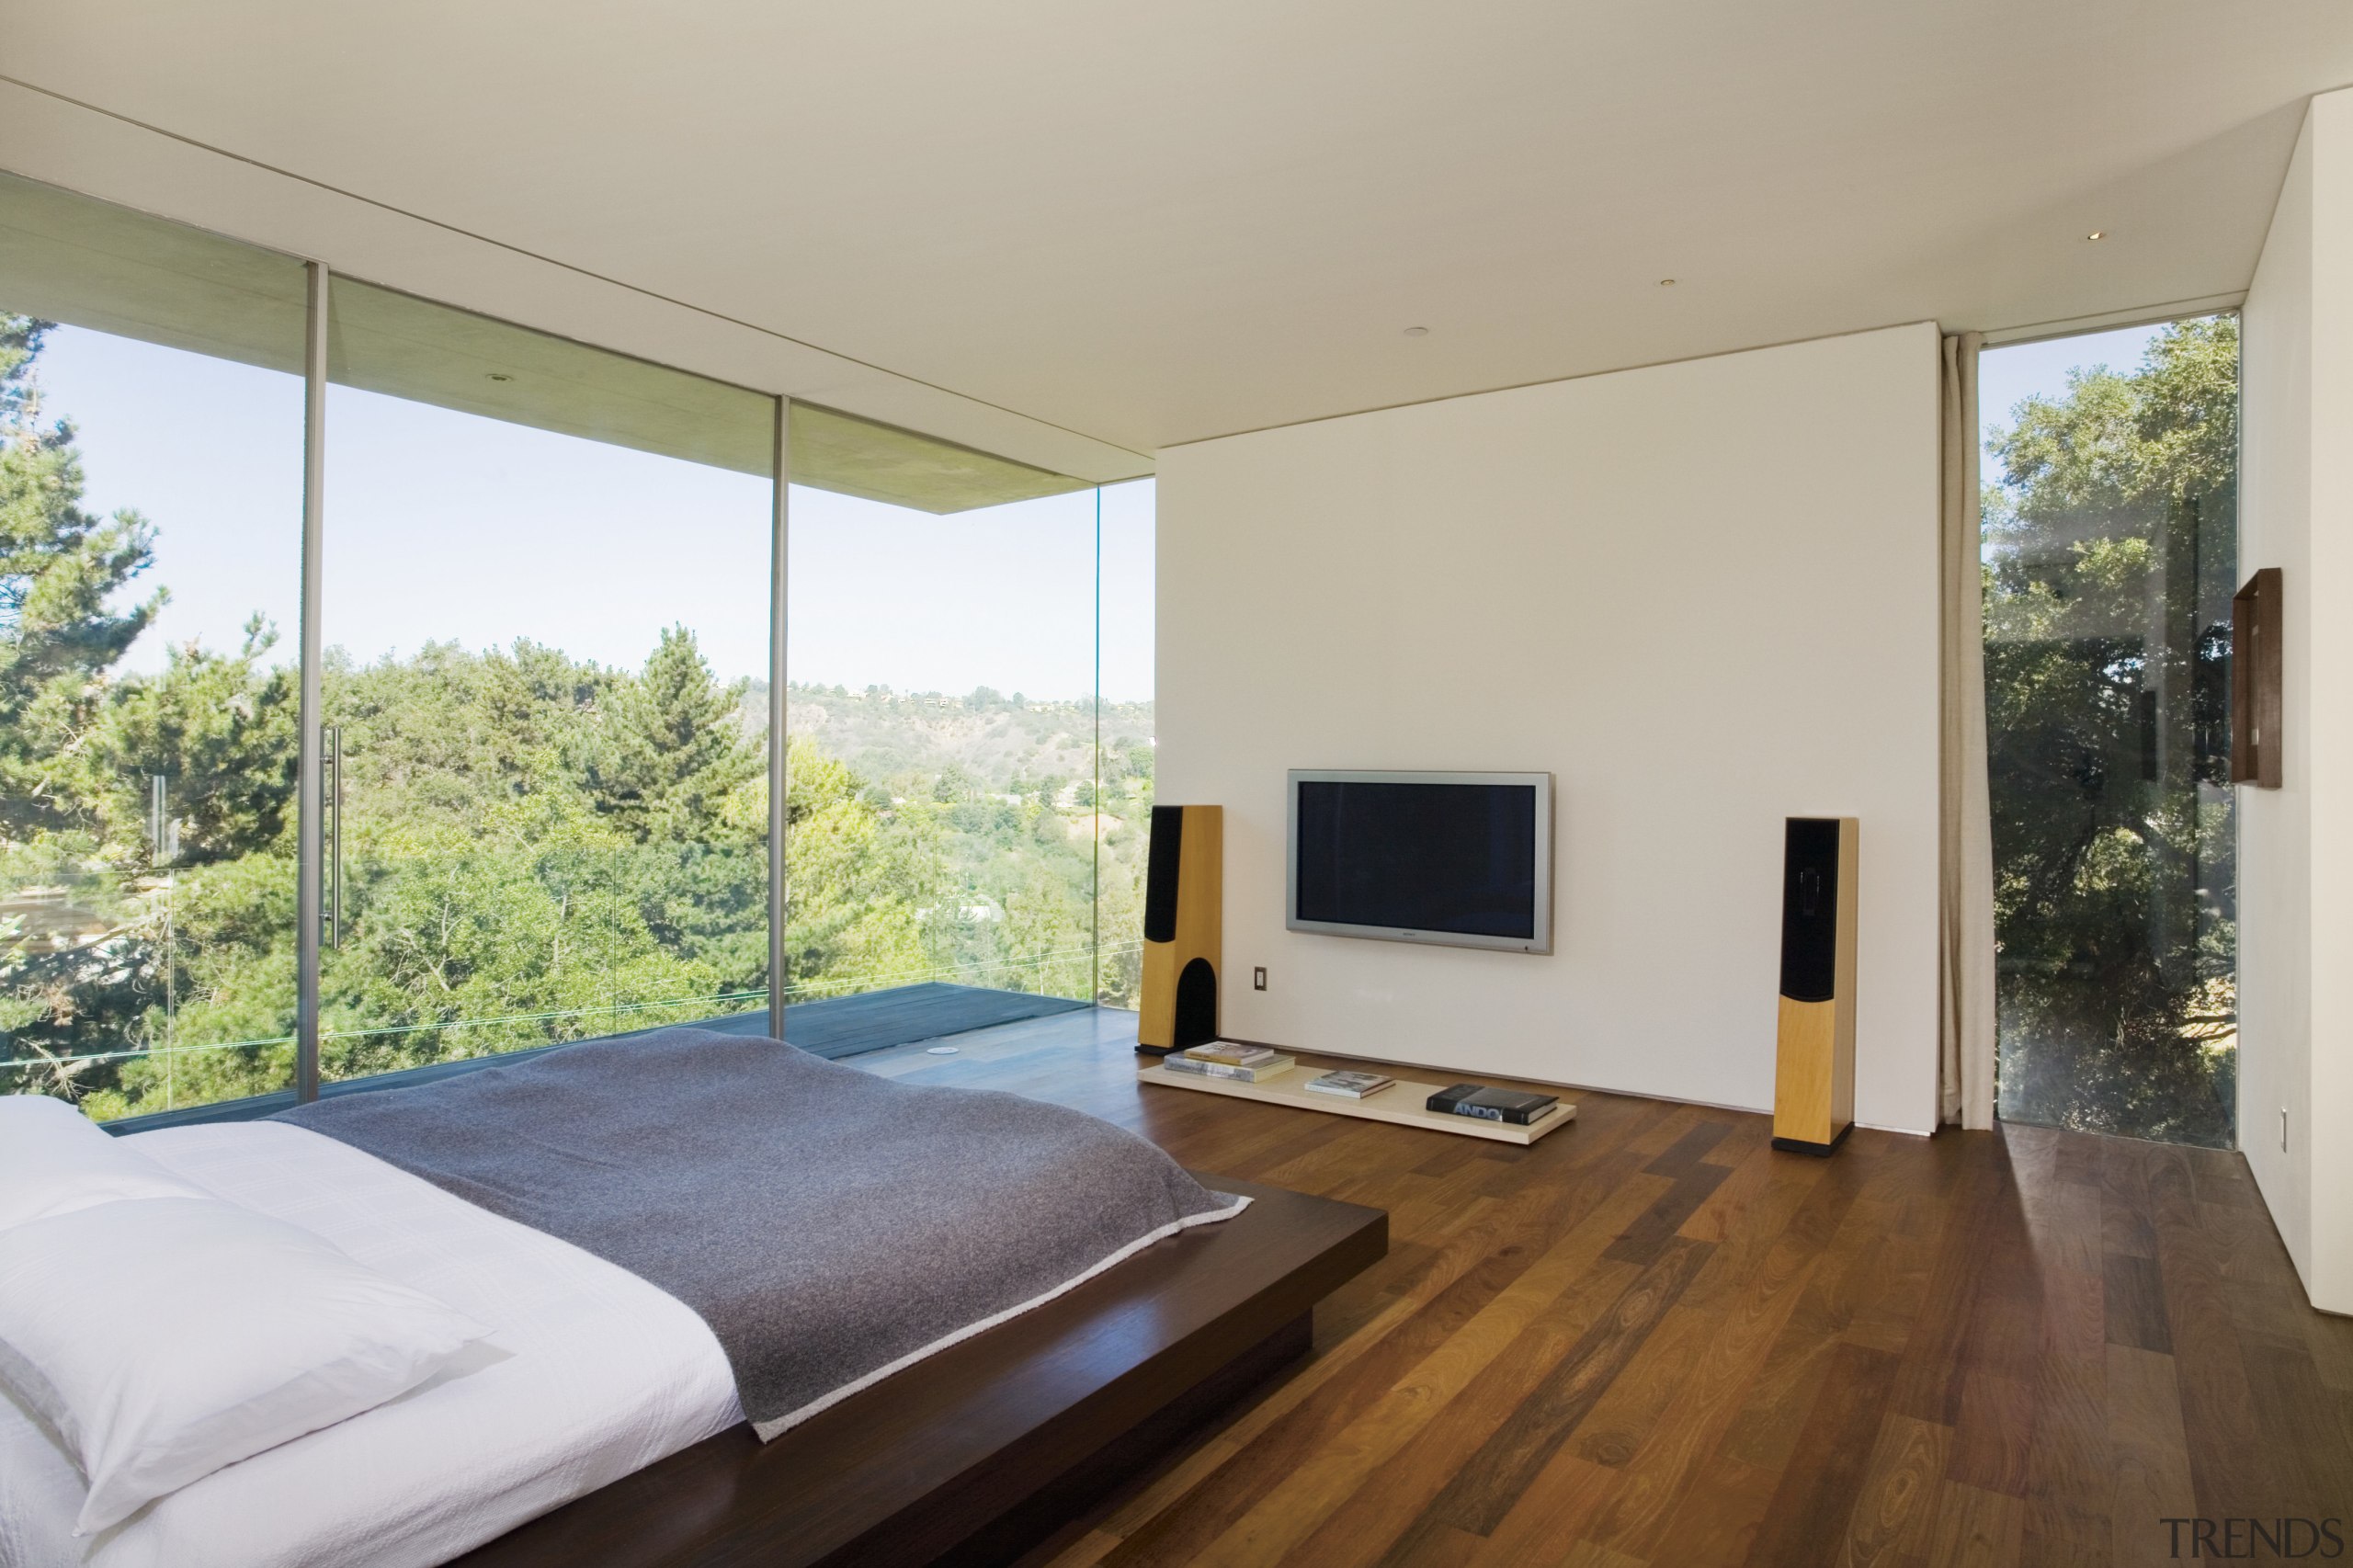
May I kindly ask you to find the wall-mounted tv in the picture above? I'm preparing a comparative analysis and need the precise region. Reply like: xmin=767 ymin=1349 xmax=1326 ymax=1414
xmin=1286 ymin=770 xmax=1552 ymax=953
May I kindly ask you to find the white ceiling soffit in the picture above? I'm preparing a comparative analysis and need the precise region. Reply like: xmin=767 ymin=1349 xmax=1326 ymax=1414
xmin=2 ymin=2 xmax=2347 ymax=454
xmin=0 ymin=165 xmax=1090 ymax=511
xmin=322 ymin=278 xmax=1087 ymax=511
xmin=0 ymin=83 xmax=1142 ymax=503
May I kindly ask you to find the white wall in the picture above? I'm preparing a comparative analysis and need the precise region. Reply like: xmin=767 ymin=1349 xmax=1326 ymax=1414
xmin=2241 ymin=86 xmax=2353 ymax=1314
xmin=2240 ymin=107 xmax=2317 ymax=1290
xmin=1156 ymin=324 xmax=1944 ymax=1133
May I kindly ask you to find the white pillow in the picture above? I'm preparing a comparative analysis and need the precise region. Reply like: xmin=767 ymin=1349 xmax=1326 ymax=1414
xmin=0 ymin=1095 xmax=205 ymax=1231
xmin=0 ymin=1195 xmax=490 ymax=1535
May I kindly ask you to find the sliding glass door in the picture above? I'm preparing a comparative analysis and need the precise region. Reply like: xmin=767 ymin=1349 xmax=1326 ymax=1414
xmin=314 ymin=278 xmax=777 ymax=1084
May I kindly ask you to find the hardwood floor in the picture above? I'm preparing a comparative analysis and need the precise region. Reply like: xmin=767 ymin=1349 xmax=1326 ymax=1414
xmin=855 ymin=1008 xmax=2353 ymax=1568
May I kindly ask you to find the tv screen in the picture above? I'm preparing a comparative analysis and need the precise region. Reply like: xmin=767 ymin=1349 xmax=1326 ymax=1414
xmin=1287 ymin=770 xmax=1552 ymax=953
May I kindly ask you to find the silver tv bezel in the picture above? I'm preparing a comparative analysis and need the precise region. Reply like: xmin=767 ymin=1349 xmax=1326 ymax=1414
xmin=1285 ymin=769 xmax=1554 ymax=954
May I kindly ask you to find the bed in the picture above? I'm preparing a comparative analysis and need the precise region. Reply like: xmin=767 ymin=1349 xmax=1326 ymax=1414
xmin=0 ymin=1031 xmax=1385 ymax=1568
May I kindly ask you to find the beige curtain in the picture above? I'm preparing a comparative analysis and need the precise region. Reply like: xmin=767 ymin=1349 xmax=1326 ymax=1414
xmin=1940 ymin=332 xmax=1997 ymax=1130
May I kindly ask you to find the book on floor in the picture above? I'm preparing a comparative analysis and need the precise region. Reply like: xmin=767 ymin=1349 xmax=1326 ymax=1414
xmin=1161 ymin=1052 xmax=1295 ymax=1083
xmin=1183 ymin=1041 xmax=1282 ymax=1067
xmin=1304 ymin=1070 xmax=1395 ymax=1099
xmin=1425 ymin=1083 xmax=1560 ymax=1125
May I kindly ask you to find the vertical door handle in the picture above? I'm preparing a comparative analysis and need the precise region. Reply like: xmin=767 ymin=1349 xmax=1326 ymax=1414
xmin=323 ymin=725 xmax=343 ymax=949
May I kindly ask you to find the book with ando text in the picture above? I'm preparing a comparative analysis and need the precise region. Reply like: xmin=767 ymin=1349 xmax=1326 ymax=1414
xmin=1425 ymin=1084 xmax=1560 ymax=1125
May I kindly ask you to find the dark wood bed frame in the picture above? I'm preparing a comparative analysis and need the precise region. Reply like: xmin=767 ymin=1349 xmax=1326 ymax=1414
xmin=452 ymin=1176 xmax=1386 ymax=1568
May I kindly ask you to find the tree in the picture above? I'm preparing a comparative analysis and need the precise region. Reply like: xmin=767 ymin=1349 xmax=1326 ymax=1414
xmin=782 ymin=739 xmax=929 ymax=994
xmin=1 ymin=315 xmax=165 ymax=841
xmin=5 ymin=312 xmax=1140 ymax=1118
xmin=95 ymin=617 xmax=300 ymax=864
xmin=595 ymin=625 xmax=757 ymax=841
xmin=2 ymin=315 xmax=171 ymax=1097
xmin=1982 ymin=317 xmax=2238 ymax=1146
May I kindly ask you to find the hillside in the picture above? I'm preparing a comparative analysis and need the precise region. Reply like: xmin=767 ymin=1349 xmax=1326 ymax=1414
xmin=758 ymin=683 xmax=1154 ymax=796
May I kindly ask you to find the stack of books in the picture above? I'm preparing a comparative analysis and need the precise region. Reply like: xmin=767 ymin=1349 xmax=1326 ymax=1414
xmin=1304 ymin=1070 xmax=1395 ymax=1099
xmin=1160 ymin=1042 xmax=1296 ymax=1082
xmin=1426 ymin=1083 xmax=1561 ymax=1125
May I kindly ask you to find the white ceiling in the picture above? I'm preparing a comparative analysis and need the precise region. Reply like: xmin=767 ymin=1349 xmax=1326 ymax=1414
xmin=3 ymin=0 xmax=2347 ymax=457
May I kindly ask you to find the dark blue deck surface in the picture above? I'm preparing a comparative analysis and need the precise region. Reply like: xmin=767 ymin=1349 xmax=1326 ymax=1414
xmin=103 ymin=983 xmax=1091 ymax=1133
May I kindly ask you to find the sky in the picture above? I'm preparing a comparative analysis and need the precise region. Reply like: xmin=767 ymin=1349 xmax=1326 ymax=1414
xmin=34 ymin=324 xmax=1155 ymax=700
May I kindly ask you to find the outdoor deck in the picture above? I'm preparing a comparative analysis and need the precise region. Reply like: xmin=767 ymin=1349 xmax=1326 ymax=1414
xmin=101 ymin=983 xmax=1097 ymax=1133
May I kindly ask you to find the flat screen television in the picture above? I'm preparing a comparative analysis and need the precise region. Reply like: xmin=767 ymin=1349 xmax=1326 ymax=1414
xmin=1286 ymin=770 xmax=1552 ymax=953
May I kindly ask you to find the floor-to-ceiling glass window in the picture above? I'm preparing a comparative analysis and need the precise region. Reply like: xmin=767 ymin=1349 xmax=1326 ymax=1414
xmin=5 ymin=170 xmax=1152 ymax=1118
xmin=0 ymin=172 xmax=307 ymax=1119
xmin=317 ymin=279 xmax=775 ymax=1084
xmin=785 ymin=479 xmax=1103 ymax=1007
xmin=1981 ymin=315 xmax=2239 ymax=1146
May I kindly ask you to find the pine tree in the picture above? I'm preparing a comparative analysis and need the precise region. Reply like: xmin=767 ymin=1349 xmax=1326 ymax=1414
xmin=94 ymin=615 xmax=300 ymax=864
xmin=595 ymin=624 xmax=757 ymax=839
xmin=0 ymin=315 xmax=164 ymax=840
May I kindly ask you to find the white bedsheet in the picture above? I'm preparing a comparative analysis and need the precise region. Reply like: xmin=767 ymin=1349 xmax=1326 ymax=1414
xmin=0 ymin=1120 xmax=742 ymax=1568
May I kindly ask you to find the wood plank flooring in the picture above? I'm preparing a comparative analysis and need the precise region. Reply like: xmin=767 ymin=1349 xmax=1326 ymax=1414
xmin=854 ymin=1010 xmax=2353 ymax=1568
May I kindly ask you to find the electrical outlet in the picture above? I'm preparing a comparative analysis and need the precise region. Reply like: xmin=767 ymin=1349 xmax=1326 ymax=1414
xmin=1253 ymin=966 xmax=1267 ymax=992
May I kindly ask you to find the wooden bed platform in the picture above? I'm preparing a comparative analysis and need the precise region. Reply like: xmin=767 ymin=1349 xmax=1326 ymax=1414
xmin=453 ymin=1175 xmax=1386 ymax=1568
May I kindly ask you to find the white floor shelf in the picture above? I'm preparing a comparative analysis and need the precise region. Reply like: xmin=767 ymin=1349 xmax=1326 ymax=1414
xmin=1138 ymin=1059 xmax=1575 ymax=1145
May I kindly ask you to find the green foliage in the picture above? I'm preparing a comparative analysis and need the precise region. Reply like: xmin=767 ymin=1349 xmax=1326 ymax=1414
xmin=97 ymin=618 xmax=301 ymax=862
xmin=594 ymin=626 xmax=758 ymax=841
xmin=1982 ymin=317 xmax=2238 ymax=1147
xmin=2 ymin=319 xmax=1149 ymax=1120
xmin=781 ymin=739 xmax=927 ymax=993
xmin=1 ymin=314 xmax=165 ymax=841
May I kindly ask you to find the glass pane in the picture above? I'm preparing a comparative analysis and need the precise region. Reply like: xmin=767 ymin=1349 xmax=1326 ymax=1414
xmin=1096 ymin=480 xmax=1155 ymax=1009
xmin=1 ymin=172 xmax=306 ymax=1121
xmin=1981 ymin=316 xmax=2238 ymax=1146
xmin=320 ymin=278 xmax=774 ymax=1085
xmin=785 ymin=485 xmax=1098 ymax=1017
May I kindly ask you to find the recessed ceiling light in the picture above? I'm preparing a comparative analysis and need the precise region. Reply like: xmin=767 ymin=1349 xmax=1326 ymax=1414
xmin=1657 ymin=278 xmax=1677 ymax=288
xmin=487 ymin=371 xmax=514 ymax=381
xmin=2085 ymin=231 xmax=2106 ymax=242
xmin=1403 ymin=325 xmax=1429 ymax=337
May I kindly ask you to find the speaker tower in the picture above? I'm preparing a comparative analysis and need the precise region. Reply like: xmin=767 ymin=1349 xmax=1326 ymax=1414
xmin=1772 ymin=816 xmax=1858 ymax=1155
xmin=1138 ymin=805 xmax=1222 ymax=1055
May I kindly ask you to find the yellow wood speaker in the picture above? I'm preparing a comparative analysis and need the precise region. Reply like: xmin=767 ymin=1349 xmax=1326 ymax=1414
xmin=1772 ymin=816 xmax=1858 ymax=1155
xmin=1138 ymin=804 xmax=1222 ymax=1055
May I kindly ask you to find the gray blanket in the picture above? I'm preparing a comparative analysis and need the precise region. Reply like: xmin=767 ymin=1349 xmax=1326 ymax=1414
xmin=275 ymin=1028 xmax=1242 ymax=1437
